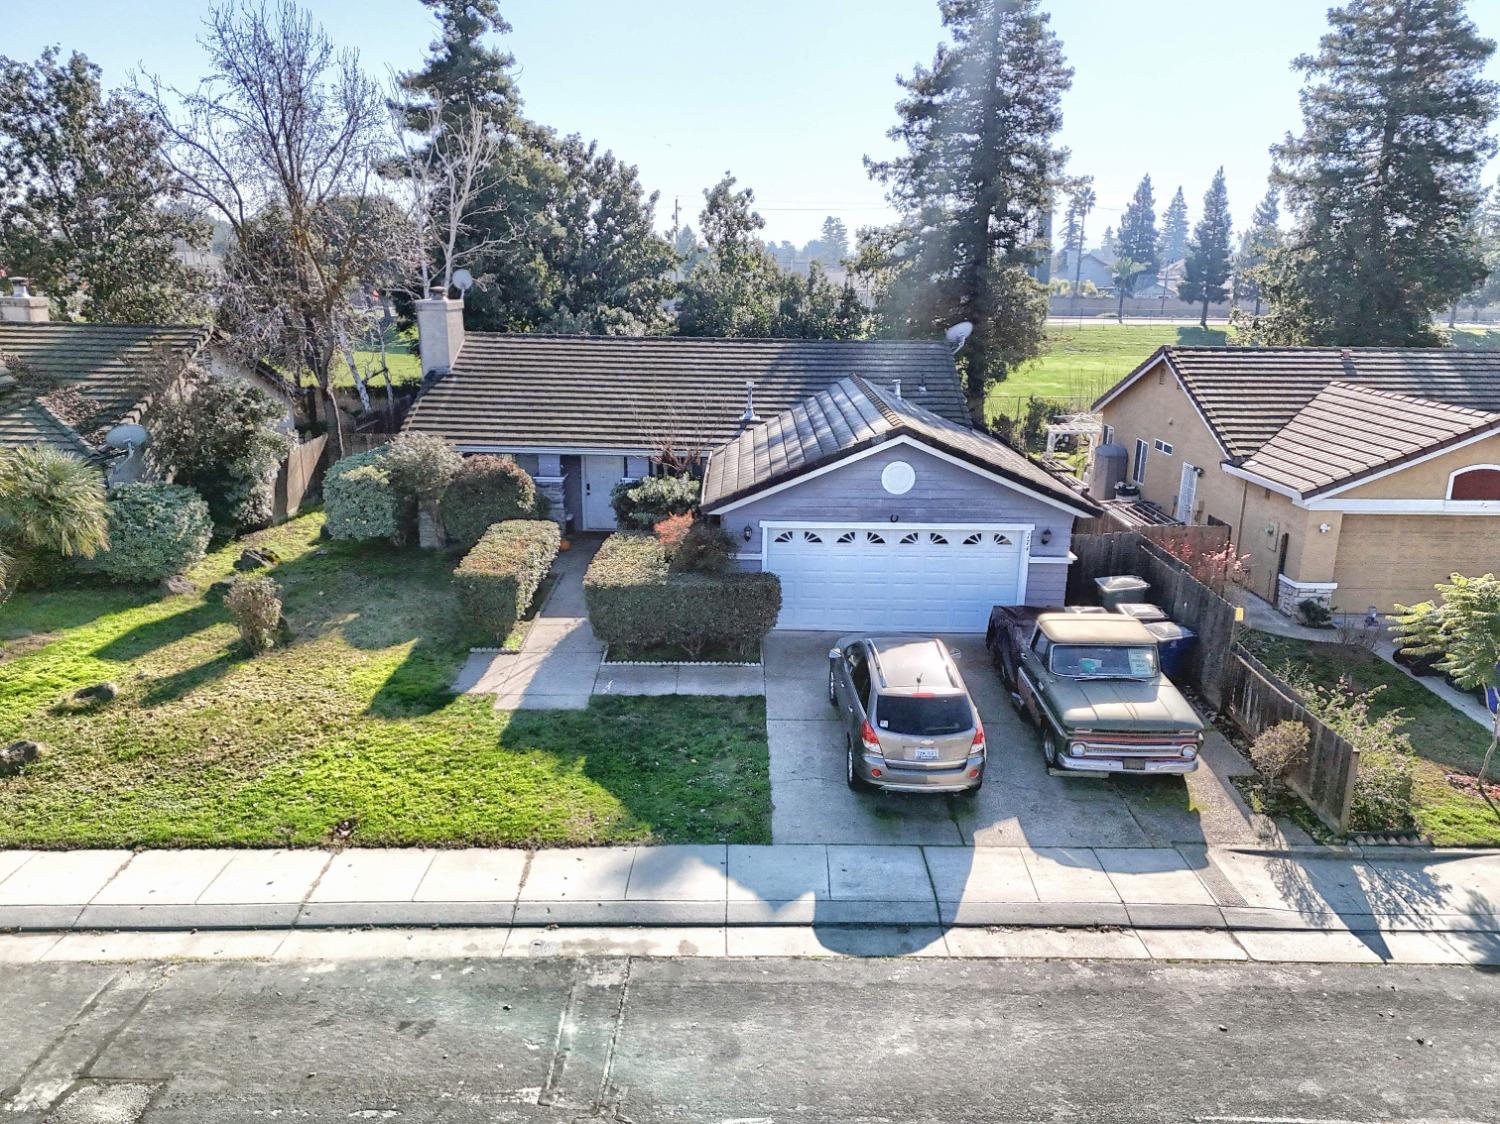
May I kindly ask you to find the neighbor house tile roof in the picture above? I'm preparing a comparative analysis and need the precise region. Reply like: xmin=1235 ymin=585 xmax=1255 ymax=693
xmin=1237 ymin=381 xmax=1500 ymax=497
xmin=0 ymin=322 xmax=208 ymax=453
xmin=1097 ymin=346 xmax=1500 ymax=461
xmin=401 ymin=334 xmax=970 ymax=452
xmin=700 ymin=375 xmax=1100 ymax=515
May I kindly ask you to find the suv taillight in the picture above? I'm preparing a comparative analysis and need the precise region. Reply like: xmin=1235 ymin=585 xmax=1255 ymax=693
xmin=860 ymin=720 xmax=882 ymax=755
xmin=971 ymin=722 xmax=986 ymax=757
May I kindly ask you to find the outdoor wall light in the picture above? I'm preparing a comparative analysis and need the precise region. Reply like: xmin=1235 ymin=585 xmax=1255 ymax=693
xmin=742 ymin=525 xmax=753 ymax=543
xmin=1319 ymin=522 xmax=1332 ymax=534
xmin=1039 ymin=527 xmax=1053 ymax=546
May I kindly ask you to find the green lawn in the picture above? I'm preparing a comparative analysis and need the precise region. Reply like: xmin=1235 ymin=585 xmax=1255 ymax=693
xmin=986 ymin=324 xmax=1230 ymax=423
xmin=0 ymin=513 xmax=771 ymax=849
xmin=1241 ymin=631 xmax=1500 ymax=846
xmin=292 ymin=326 xmax=423 ymax=389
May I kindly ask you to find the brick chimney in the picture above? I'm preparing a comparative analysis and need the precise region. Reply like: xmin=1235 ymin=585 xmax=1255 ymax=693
xmin=0 ymin=278 xmax=49 ymax=324
xmin=413 ymin=286 xmax=465 ymax=376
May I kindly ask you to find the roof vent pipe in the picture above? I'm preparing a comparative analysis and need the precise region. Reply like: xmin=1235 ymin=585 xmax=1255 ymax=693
xmin=892 ymin=379 xmax=902 ymax=398
xmin=740 ymin=380 xmax=760 ymax=425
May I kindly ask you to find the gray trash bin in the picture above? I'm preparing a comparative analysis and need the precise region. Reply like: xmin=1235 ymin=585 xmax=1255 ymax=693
xmin=1094 ymin=574 xmax=1150 ymax=611
xmin=1146 ymin=621 xmax=1197 ymax=681
xmin=1115 ymin=602 xmax=1168 ymax=623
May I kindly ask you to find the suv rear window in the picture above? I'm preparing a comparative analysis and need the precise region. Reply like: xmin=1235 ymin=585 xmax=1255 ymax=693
xmin=874 ymin=695 xmax=972 ymax=736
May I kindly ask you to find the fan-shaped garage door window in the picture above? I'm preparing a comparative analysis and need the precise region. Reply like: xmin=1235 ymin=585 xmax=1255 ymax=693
xmin=1449 ymin=467 xmax=1500 ymax=501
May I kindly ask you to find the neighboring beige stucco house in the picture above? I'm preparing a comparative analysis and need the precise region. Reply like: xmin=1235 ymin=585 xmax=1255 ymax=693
xmin=1093 ymin=346 xmax=1500 ymax=616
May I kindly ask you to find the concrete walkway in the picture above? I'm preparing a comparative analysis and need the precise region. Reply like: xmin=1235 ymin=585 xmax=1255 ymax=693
xmin=453 ymin=539 xmax=764 ymax=707
xmin=3 ymin=843 xmax=1498 ymax=940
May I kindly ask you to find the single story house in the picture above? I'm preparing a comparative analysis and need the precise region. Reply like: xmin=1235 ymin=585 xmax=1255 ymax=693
xmin=402 ymin=296 xmax=1099 ymax=632
xmin=0 ymin=281 xmax=297 ymax=486
xmin=1093 ymin=346 xmax=1500 ymax=615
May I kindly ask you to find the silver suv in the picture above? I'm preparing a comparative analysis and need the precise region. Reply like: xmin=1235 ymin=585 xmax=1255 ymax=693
xmin=828 ymin=636 xmax=986 ymax=794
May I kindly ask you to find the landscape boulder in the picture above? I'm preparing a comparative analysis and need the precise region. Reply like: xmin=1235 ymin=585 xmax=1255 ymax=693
xmin=74 ymin=681 xmax=119 ymax=704
xmin=0 ymin=740 xmax=41 ymax=776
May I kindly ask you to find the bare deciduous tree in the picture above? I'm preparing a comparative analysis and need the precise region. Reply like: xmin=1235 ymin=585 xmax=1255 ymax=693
xmin=134 ymin=0 xmax=405 ymax=454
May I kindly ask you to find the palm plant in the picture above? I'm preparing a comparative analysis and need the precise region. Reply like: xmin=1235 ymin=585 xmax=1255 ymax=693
xmin=0 ymin=446 xmax=110 ymax=597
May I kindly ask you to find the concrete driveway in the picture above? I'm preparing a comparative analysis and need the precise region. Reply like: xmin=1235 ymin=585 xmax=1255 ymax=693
xmin=764 ymin=632 xmax=1307 ymax=848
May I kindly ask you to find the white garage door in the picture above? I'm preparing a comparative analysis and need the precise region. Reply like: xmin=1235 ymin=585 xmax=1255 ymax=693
xmin=765 ymin=523 xmax=1029 ymax=632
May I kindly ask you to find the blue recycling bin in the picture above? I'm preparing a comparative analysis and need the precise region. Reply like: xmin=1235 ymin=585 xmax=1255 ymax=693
xmin=1146 ymin=620 xmax=1197 ymax=682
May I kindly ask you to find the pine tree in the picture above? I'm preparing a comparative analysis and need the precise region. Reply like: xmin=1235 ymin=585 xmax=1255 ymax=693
xmin=1116 ymin=175 xmax=1158 ymax=297
xmin=1255 ymin=0 xmax=1498 ymax=345
xmin=1099 ymin=225 xmax=1118 ymax=259
xmin=1059 ymin=180 xmax=1095 ymax=294
xmin=1234 ymin=186 xmax=1281 ymax=315
xmin=1178 ymin=168 xmax=1233 ymax=328
xmin=1157 ymin=186 xmax=1189 ymax=267
xmin=861 ymin=0 xmax=1072 ymax=423
xmin=818 ymin=216 xmax=849 ymax=267
xmin=399 ymin=0 xmax=674 ymax=334
xmin=1463 ymin=181 xmax=1500 ymax=316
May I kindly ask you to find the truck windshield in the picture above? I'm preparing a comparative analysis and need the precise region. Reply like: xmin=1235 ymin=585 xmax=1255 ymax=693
xmin=1050 ymin=644 xmax=1157 ymax=679
xmin=875 ymin=695 xmax=972 ymax=736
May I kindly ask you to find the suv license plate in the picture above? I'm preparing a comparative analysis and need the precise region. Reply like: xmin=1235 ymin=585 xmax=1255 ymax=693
xmin=913 ymin=747 xmax=940 ymax=761
xmin=1124 ymin=759 xmax=1146 ymax=771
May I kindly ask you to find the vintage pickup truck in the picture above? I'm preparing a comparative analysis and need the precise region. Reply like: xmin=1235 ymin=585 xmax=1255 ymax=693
xmin=986 ymin=607 xmax=1205 ymax=774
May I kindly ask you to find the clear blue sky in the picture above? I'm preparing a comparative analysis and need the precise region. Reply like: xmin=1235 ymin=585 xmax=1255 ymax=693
xmin=8 ymin=0 xmax=1500 ymax=247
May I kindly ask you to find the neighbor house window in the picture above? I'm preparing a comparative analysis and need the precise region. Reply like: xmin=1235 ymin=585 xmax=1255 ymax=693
xmin=1133 ymin=439 xmax=1149 ymax=482
xmin=1153 ymin=439 xmax=1174 ymax=455
xmin=1449 ymin=466 xmax=1500 ymax=501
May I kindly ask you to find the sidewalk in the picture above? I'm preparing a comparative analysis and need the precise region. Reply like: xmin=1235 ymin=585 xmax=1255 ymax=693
xmin=2 ymin=843 xmax=1498 ymax=937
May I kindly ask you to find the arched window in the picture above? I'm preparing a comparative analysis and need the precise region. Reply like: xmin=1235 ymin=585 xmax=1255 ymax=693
xmin=1448 ymin=466 xmax=1500 ymax=501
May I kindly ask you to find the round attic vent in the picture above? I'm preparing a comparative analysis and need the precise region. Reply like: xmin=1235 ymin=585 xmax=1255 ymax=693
xmin=881 ymin=460 xmax=916 ymax=496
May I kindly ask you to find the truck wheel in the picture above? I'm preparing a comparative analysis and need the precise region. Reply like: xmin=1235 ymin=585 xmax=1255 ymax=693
xmin=1041 ymin=726 xmax=1062 ymax=768
xmin=828 ymin=669 xmax=838 ymax=706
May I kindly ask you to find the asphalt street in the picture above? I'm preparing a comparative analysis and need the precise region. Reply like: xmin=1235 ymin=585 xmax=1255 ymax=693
xmin=4 ymin=955 xmax=1498 ymax=1122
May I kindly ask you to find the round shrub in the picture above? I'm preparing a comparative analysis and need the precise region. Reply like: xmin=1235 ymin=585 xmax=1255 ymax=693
xmin=442 ymin=456 xmax=542 ymax=549
xmin=225 ymin=574 xmax=283 ymax=653
xmin=324 ymin=449 xmax=403 ymax=540
xmin=97 ymin=482 xmax=212 ymax=582
xmin=610 ymin=475 xmax=699 ymax=530
xmin=383 ymin=432 xmax=462 ymax=501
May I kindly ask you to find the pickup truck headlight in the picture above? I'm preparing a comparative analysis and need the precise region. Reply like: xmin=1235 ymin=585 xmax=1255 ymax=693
xmin=1068 ymin=741 xmax=1086 ymax=757
xmin=1181 ymin=745 xmax=1198 ymax=759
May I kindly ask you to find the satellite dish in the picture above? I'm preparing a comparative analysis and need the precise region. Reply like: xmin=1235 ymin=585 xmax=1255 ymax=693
xmin=944 ymin=321 xmax=975 ymax=352
xmin=452 ymin=268 xmax=475 ymax=293
xmin=104 ymin=423 xmax=149 ymax=451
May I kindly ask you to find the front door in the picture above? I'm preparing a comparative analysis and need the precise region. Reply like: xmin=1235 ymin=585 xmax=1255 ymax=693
xmin=582 ymin=455 xmax=624 ymax=530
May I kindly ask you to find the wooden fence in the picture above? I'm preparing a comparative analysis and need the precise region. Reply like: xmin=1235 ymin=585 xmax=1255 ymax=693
xmin=272 ymin=434 xmax=328 ymax=523
xmin=1222 ymin=645 xmax=1360 ymax=833
xmin=1067 ymin=530 xmax=1240 ymax=708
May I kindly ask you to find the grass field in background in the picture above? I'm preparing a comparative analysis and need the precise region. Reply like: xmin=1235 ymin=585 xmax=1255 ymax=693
xmin=986 ymin=323 xmax=1230 ymax=423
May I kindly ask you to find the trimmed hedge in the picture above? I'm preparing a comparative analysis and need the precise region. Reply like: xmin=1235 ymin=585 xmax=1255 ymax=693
xmin=324 ymin=449 xmax=405 ymax=541
xmin=584 ymin=532 xmax=780 ymax=658
xmin=454 ymin=519 xmax=562 ymax=642
xmin=97 ymin=482 xmax=213 ymax=582
xmin=610 ymin=475 xmax=699 ymax=530
xmin=442 ymin=456 xmax=544 ymax=549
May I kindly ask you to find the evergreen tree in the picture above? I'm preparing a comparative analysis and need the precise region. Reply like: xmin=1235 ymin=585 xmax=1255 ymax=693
xmin=1098 ymin=225 xmax=1118 ymax=259
xmin=818 ymin=216 xmax=849 ymax=266
xmin=861 ymin=0 xmax=1072 ymax=423
xmin=1157 ymin=186 xmax=1189 ymax=266
xmin=1058 ymin=180 xmax=1095 ymax=293
xmin=1178 ymin=167 xmax=1233 ymax=327
xmin=1234 ymin=185 xmax=1281 ymax=315
xmin=399 ymin=1 xmax=673 ymax=334
xmin=1461 ymin=181 xmax=1500 ymax=316
xmin=671 ymin=223 xmax=705 ymax=279
xmin=1116 ymin=175 xmax=1158 ymax=296
xmin=0 ymin=49 xmax=210 ymax=323
xmin=1254 ymin=0 xmax=1498 ymax=345
xmin=677 ymin=175 xmax=792 ymax=337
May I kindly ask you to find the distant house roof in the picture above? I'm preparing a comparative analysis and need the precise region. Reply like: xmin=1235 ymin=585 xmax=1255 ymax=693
xmin=0 ymin=322 xmax=208 ymax=455
xmin=700 ymin=375 xmax=1099 ymax=516
xmin=401 ymin=334 xmax=970 ymax=453
xmin=1094 ymin=346 xmax=1500 ymax=461
xmin=1237 ymin=381 xmax=1500 ymax=498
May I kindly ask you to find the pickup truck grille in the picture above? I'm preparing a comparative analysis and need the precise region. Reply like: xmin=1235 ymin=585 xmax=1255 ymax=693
xmin=1076 ymin=738 xmax=1197 ymax=757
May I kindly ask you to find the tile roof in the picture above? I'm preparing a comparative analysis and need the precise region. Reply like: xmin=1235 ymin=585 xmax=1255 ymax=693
xmin=401 ymin=334 xmax=970 ymax=452
xmin=700 ymin=375 xmax=1099 ymax=516
xmin=1237 ymin=381 xmax=1500 ymax=497
xmin=0 ymin=322 xmax=208 ymax=453
xmin=1099 ymin=346 xmax=1500 ymax=461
